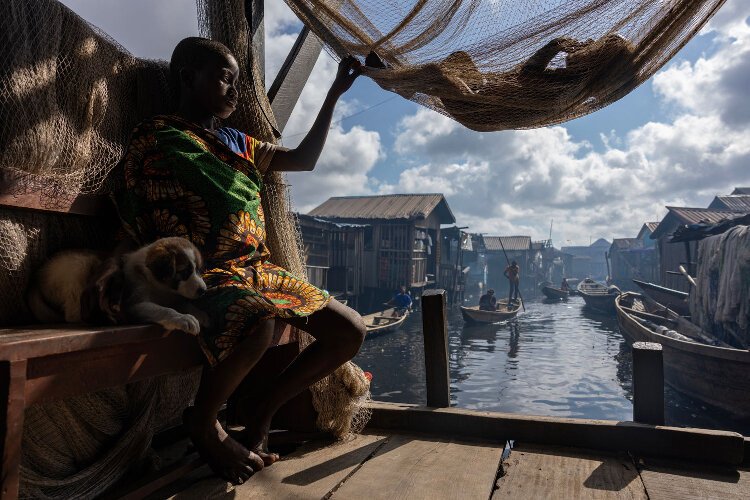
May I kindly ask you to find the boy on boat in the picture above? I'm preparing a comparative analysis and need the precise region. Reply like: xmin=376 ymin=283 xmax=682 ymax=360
xmin=388 ymin=285 xmax=413 ymax=316
xmin=479 ymin=289 xmax=497 ymax=311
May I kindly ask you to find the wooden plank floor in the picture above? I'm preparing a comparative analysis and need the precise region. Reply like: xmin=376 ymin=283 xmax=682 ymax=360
xmin=167 ymin=433 xmax=748 ymax=500
xmin=494 ymin=443 xmax=647 ymax=499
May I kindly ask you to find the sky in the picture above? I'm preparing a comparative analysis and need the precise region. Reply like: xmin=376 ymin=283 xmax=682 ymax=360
xmin=61 ymin=0 xmax=750 ymax=246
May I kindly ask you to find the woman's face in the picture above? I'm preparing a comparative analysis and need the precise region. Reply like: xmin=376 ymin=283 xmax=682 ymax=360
xmin=186 ymin=53 xmax=240 ymax=120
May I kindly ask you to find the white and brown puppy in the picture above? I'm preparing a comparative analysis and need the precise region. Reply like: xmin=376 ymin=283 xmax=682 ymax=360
xmin=28 ymin=237 xmax=208 ymax=335
xmin=121 ymin=237 xmax=208 ymax=335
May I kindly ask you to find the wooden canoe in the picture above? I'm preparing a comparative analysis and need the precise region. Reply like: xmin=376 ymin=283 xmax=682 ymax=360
xmin=541 ymin=285 xmax=569 ymax=300
xmin=577 ymin=279 xmax=617 ymax=314
xmin=632 ymin=279 xmax=689 ymax=316
xmin=363 ymin=308 xmax=409 ymax=337
xmin=460 ymin=299 xmax=522 ymax=324
xmin=616 ymin=292 xmax=750 ymax=418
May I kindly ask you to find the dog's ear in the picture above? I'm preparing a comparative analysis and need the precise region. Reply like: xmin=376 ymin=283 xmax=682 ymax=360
xmin=81 ymin=257 xmax=125 ymax=325
xmin=146 ymin=244 xmax=176 ymax=281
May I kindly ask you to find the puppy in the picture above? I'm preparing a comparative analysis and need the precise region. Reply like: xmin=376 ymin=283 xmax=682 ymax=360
xmin=121 ymin=236 xmax=208 ymax=335
xmin=28 ymin=237 xmax=208 ymax=335
xmin=28 ymin=250 xmax=114 ymax=324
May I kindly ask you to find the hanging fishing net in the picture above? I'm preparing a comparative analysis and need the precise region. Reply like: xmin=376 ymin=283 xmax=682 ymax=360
xmin=284 ymin=0 xmax=726 ymax=131
xmin=1 ymin=0 xmax=370 ymax=496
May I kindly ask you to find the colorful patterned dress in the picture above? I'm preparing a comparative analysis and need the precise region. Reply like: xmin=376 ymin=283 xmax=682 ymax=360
xmin=113 ymin=115 xmax=330 ymax=365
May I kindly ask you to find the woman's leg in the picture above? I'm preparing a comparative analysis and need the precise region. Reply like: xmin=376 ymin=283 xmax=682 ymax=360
xmin=185 ymin=319 xmax=276 ymax=484
xmin=240 ymin=299 xmax=366 ymax=450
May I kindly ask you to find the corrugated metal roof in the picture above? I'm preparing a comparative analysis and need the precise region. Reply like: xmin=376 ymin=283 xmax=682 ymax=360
xmin=708 ymin=195 xmax=750 ymax=212
xmin=731 ymin=187 xmax=750 ymax=195
xmin=651 ymin=206 xmax=739 ymax=239
xmin=645 ymin=222 xmax=659 ymax=232
xmin=611 ymin=238 xmax=643 ymax=250
xmin=308 ymin=194 xmax=455 ymax=223
xmin=482 ymin=235 xmax=531 ymax=252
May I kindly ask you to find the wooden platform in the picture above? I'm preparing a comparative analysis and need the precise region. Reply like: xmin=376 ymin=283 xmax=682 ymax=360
xmin=162 ymin=432 xmax=748 ymax=500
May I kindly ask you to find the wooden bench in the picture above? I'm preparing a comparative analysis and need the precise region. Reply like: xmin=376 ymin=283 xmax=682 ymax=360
xmin=0 ymin=191 xmax=313 ymax=499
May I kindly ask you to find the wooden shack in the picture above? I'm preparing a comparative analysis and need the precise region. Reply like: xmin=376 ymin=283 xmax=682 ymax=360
xmin=650 ymin=206 xmax=740 ymax=291
xmin=308 ymin=194 xmax=456 ymax=309
xmin=561 ymin=238 xmax=610 ymax=280
xmin=608 ymin=237 xmax=657 ymax=291
xmin=481 ymin=235 xmax=532 ymax=295
xmin=297 ymin=213 xmax=366 ymax=308
xmin=438 ymin=226 xmax=469 ymax=304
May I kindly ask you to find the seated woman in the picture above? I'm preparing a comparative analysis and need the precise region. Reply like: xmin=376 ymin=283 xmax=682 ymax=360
xmin=112 ymin=37 xmax=366 ymax=484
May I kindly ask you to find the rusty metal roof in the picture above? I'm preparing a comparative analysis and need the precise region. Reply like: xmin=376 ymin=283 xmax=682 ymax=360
xmin=482 ymin=235 xmax=531 ymax=252
xmin=610 ymin=238 xmax=643 ymax=250
xmin=651 ymin=207 xmax=740 ymax=239
xmin=708 ymin=195 xmax=750 ymax=212
xmin=308 ymin=194 xmax=455 ymax=223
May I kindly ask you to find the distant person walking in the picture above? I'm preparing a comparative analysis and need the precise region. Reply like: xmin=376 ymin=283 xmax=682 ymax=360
xmin=504 ymin=260 xmax=521 ymax=305
xmin=479 ymin=289 xmax=497 ymax=311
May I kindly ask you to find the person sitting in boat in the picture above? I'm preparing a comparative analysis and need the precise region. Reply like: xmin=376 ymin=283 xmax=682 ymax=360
xmin=388 ymin=286 xmax=413 ymax=316
xmin=479 ymin=289 xmax=497 ymax=311
xmin=504 ymin=260 xmax=521 ymax=305
xmin=561 ymin=278 xmax=570 ymax=292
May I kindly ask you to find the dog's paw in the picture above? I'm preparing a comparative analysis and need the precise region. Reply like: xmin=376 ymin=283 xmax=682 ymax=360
xmin=159 ymin=313 xmax=201 ymax=335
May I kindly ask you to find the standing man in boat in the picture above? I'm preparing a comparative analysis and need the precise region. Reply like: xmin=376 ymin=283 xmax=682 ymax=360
xmin=505 ymin=260 xmax=521 ymax=306
xmin=479 ymin=289 xmax=497 ymax=311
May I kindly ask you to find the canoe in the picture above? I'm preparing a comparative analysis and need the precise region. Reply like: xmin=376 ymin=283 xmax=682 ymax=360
xmin=460 ymin=299 xmax=522 ymax=323
xmin=363 ymin=308 xmax=409 ymax=336
xmin=577 ymin=279 xmax=618 ymax=313
xmin=632 ymin=279 xmax=689 ymax=316
xmin=615 ymin=292 xmax=750 ymax=418
xmin=541 ymin=285 xmax=569 ymax=300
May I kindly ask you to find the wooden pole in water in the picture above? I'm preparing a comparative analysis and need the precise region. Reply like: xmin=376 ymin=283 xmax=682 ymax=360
xmin=421 ymin=289 xmax=450 ymax=408
xmin=632 ymin=342 xmax=664 ymax=425
xmin=498 ymin=238 xmax=525 ymax=311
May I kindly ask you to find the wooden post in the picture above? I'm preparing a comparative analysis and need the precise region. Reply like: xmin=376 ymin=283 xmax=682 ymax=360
xmin=1 ymin=360 xmax=27 ymax=500
xmin=632 ymin=342 xmax=664 ymax=425
xmin=421 ymin=289 xmax=450 ymax=408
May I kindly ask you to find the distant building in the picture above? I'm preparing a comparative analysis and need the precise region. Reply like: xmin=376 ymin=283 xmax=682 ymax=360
xmin=561 ymin=238 xmax=610 ymax=280
xmin=481 ymin=235 xmax=532 ymax=295
xmin=308 ymin=194 xmax=456 ymax=310
xmin=636 ymin=222 xmax=659 ymax=248
xmin=608 ymin=237 xmax=657 ymax=290
xmin=650 ymin=206 xmax=741 ymax=291
xmin=438 ymin=226 xmax=471 ymax=304
xmin=731 ymin=187 xmax=750 ymax=195
xmin=296 ymin=214 xmax=367 ymax=309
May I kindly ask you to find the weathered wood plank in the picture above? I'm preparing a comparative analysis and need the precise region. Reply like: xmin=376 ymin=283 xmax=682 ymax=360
xmin=171 ymin=433 xmax=387 ymax=499
xmin=1 ymin=360 xmax=26 ymax=500
xmin=421 ymin=289 xmax=450 ymax=407
xmin=632 ymin=342 xmax=664 ymax=425
xmin=366 ymin=402 xmax=745 ymax=465
xmin=332 ymin=434 xmax=503 ymax=499
xmin=638 ymin=459 xmax=750 ymax=500
xmin=494 ymin=443 xmax=646 ymax=499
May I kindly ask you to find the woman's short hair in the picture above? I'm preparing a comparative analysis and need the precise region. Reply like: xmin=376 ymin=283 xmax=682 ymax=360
xmin=169 ymin=37 xmax=235 ymax=97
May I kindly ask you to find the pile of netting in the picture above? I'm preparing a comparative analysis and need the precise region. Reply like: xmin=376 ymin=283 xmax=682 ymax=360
xmin=1 ymin=0 xmax=370 ymax=497
xmin=285 ymin=0 xmax=726 ymax=131
xmin=689 ymin=225 xmax=750 ymax=350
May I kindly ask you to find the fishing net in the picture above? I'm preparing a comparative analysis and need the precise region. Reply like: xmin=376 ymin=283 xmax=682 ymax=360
xmin=1 ymin=0 xmax=369 ymax=497
xmin=284 ymin=0 xmax=726 ymax=131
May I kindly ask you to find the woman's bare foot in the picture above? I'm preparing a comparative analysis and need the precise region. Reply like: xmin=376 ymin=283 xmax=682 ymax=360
xmin=184 ymin=407 xmax=265 ymax=484
xmin=238 ymin=402 xmax=279 ymax=466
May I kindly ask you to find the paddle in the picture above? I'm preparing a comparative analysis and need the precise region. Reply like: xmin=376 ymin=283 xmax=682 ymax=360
xmin=498 ymin=238 xmax=526 ymax=312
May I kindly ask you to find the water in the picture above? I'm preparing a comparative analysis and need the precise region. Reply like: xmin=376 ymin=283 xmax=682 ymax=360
xmin=354 ymin=295 xmax=750 ymax=435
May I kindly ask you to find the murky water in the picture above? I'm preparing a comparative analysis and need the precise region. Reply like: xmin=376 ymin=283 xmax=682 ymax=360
xmin=354 ymin=295 xmax=750 ymax=435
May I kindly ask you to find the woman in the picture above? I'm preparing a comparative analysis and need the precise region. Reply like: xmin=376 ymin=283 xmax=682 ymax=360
xmin=113 ymin=37 xmax=366 ymax=484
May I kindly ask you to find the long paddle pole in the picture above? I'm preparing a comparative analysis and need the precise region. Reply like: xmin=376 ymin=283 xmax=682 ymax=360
xmin=498 ymin=238 xmax=525 ymax=312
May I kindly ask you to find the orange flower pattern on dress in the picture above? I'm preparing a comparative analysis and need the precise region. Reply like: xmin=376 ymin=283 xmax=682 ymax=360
xmin=113 ymin=115 xmax=330 ymax=366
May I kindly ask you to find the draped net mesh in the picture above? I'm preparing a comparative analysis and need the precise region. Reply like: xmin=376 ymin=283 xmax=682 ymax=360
xmin=285 ymin=0 xmax=726 ymax=131
xmin=1 ymin=0 xmax=369 ymax=497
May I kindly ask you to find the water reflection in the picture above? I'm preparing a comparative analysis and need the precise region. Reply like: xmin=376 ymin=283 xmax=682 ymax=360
xmin=354 ymin=295 xmax=750 ymax=435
